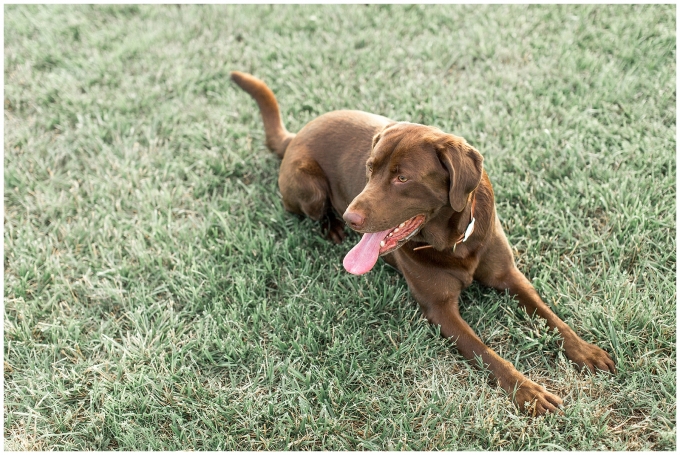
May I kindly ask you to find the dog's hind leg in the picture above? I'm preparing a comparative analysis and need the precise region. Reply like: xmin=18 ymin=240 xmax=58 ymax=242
xmin=278 ymin=155 xmax=345 ymax=243
xmin=321 ymin=211 xmax=347 ymax=244
xmin=279 ymin=156 xmax=329 ymax=220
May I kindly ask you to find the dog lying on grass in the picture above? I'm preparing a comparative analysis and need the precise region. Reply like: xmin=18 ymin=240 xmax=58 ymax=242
xmin=231 ymin=71 xmax=615 ymax=416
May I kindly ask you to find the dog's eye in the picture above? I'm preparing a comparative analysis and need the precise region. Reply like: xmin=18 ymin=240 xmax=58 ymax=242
xmin=397 ymin=175 xmax=408 ymax=183
xmin=367 ymin=164 xmax=373 ymax=173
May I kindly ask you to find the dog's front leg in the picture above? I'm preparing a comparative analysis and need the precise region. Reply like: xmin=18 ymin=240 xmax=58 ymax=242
xmin=405 ymin=269 xmax=563 ymax=416
xmin=488 ymin=266 xmax=617 ymax=374
xmin=473 ymin=233 xmax=617 ymax=375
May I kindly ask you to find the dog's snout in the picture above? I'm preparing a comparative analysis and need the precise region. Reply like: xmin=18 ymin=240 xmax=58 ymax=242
xmin=343 ymin=210 xmax=366 ymax=230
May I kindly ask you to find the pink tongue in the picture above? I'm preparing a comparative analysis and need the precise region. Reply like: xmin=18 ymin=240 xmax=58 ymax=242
xmin=343 ymin=228 xmax=392 ymax=275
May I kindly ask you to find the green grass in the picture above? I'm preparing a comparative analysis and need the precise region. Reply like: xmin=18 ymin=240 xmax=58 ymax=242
xmin=4 ymin=4 xmax=675 ymax=450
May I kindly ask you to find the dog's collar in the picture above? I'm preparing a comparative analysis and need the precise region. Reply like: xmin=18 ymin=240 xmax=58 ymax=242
xmin=454 ymin=192 xmax=477 ymax=248
xmin=413 ymin=192 xmax=476 ymax=253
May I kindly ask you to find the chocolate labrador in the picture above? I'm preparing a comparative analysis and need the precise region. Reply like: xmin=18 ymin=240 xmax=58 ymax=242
xmin=230 ymin=71 xmax=615 ymax=416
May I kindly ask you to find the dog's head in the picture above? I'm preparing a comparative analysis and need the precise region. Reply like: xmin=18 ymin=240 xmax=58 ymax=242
xmin=342 ymin=122 xmax=483 ymax=274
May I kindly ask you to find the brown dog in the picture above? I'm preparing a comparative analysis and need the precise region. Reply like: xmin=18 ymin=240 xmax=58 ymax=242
xmin=231 ymin=71 xmax=615 ymax=416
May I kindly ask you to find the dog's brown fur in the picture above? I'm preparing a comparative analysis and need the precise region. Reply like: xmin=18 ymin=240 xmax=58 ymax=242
xmin=231 ymin=71 xmax=615 ymax=416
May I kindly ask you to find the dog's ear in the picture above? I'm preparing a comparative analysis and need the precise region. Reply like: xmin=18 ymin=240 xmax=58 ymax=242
xmin=436 ymin=136 xmax=484 ymax=212
xmin=372 ymin=132 xmax=382 ymax=149
xmin=371 ymin=122 xmax=398 ymax=150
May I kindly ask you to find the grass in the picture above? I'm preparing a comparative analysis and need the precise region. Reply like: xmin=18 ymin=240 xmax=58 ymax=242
xmin=3 ymin=4 xmax=675 ymax=450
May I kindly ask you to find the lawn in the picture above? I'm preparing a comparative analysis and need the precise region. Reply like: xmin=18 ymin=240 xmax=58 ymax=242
xmin=4 ymin=4 xmax=675 ymax=450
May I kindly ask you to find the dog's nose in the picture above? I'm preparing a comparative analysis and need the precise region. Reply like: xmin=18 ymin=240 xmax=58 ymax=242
xmin=343 ymin=210 xmax=366 ymax=230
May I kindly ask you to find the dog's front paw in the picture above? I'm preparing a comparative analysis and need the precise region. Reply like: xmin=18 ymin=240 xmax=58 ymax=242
xmin=564 ymin=340 xmax=616 ymax=374
xmin=513 ymin=380 xmax=563 ymax=417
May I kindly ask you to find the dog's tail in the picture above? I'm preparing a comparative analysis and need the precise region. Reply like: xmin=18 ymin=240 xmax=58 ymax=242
xmin=230 ymin=71 xmax=295 ymax=158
